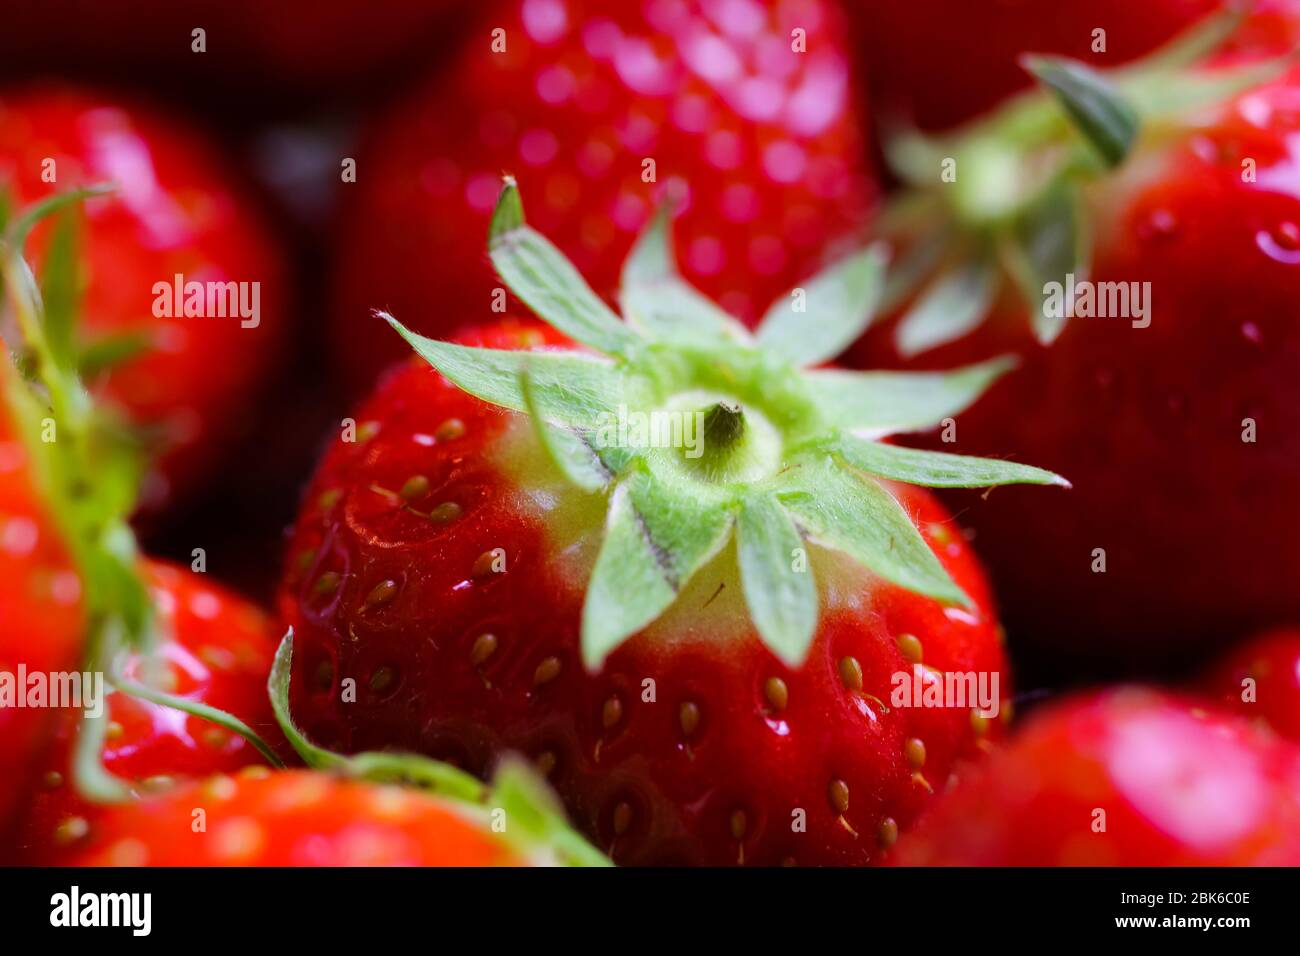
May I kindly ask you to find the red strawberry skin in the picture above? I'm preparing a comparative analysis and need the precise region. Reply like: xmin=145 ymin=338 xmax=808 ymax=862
xmin=850 ymin=67 xmax=1300 ymax=667
xmin=13 ymin=562 xmax=287 ymax=864
xmin=849 ymin=0 xmax=1300 ymax=134
xmin=0 ymin=348 xmax=83 ymax=849
xmin=67 ymin=769 xmax=525 ymax=866
xmin=279 ymin=319 xmax=1011 ymax=866
xmin=892 ymin=688 xmax=1300 ymax=866
xmin=330 ymin=0 xmax=876 ymax=393
xmin=0 ymin=85 xmax=288 ymax=514
xmin=1204 ymin=629 xmax=1300 ymax=742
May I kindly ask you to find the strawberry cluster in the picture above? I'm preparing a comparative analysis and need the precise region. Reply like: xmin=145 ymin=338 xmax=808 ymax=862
xmin=2 ymin=0 xmax=1300 ymax=869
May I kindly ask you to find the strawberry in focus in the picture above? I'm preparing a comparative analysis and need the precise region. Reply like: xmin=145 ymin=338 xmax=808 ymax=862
xmin=15 ymin=562 xmax=286 ymax=864
xmin=329 ymin=0 xmax=876 ymax=393
xmin=0 ymin=85 xmax=288 ymax=515
xmin=281 ymin=182 xmax=1064 ymax=865
xmin=891 ymin=688 xmax=1300 ymax=865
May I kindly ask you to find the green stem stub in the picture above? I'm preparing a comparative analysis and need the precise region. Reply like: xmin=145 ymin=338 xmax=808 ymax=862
xmin=386 ymin=179 xmax=1068 ymax=673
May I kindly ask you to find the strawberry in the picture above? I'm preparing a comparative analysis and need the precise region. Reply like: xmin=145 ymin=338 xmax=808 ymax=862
xmin=281 ymin=180 xmax=1064 ymax=865
xmin=0 ymin=84 xmax=288 ymax=514
xmin=844 ymin=17 xmax=1300 ymax=667
xmin=65 ymin=765 xmax=596 ymax=867
xmin=1203 ymin=629 xmax=1300 ymax=742
xmin=891 ymin=687 xmax=1300 ymax=865
xmin=329 ymin=0 xmax=877 ymax=393
xmin=14 ymin=562 xmax=286 ymax=863
xmin=850 ymin=0 xmax=1299 ymax=134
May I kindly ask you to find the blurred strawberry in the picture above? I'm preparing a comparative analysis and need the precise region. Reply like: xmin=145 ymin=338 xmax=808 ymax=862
xmin=892 ymin=687 xmax=1300 ymax=865
xmin=0 ymin=85 xmax=288 ymax=515
xmin=330 ymin=0 xmax=877 ymax=393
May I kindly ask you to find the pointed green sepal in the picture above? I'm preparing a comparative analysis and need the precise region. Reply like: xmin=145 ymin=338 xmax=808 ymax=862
xmin=737 ymin=493 xmax=818 ymax=667
xmin=488 ymin=178 xmax=642 ymax=359
xmin=894 ymin=256 xmax=998 ymax=358
xmin=833 ymin=433 xmax=1070 ymax=488
xmin=802 ymin=356 xmax=1017 ymax=437
xmin=777 ymin=456 xmax=971 ymax=607
xmin=519 ymin=365 xmax=611 ymax=493
xmin=1022 ymin=56 xmax=1139 ymax=168
xmin=383 ymin=311 xmax=624 ymax=429
xmin=757 ymin=243 xmax=888 ymax=367
xmin=1003 ymin=184 xmax=1089 ymax=344
xmin=620 ymin=203 xmax=750 ymax=344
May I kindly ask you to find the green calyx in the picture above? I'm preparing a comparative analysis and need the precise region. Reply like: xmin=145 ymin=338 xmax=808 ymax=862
xmin=385 ymin=179 xmax=1068 ymax=673
xmin=879 ymin=7 xmax=1294 ymax=350
xmin=269 ymin=632 xmax=609 ymax=867
xmin=0 ymin=189 xmax=284 ymax=804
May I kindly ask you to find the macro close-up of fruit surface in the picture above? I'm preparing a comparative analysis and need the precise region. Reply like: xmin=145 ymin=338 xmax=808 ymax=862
xmin=2 ymin=1 xmax=1300 ymax=936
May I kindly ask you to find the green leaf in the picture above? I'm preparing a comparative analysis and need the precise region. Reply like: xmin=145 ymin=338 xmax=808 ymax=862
xmin=802 ymin=356 xmax=1017 ymax=437
xmin=268 ymin=631 xmax=487 ymax=802
xmin=39 ymin=210 xmax=80 ymax=372
xmin=777 ymin=457 xmax=970 ymax=606
xmin=490 ymin=759 xmax=612 ymax=867
xmin=488 ymin=179 xmax=642 ymax=359
xmin=1022 ymin=56 xmax=1139 ymax=168
xmin=78 ymin=330 xmax=152 ymax=377
xmin=894 ymin=257 xmax=998 ymax=358
xmin=757 ymin=244 xmax=888 ymax=367
xmin=877 ymin=227 xmax=949 ymax=315
xmin=384 ymin=312 xmax=624 ymax=430
xmin=581 ymin=470 xmax=733 ymax=670
xmin=4 ymin=184 xmax=113 ymax=252
xmin=519 ymin=365 xmax=611 ymax=493
xmin=1117 ymin=5 xmax=1245 ymax=75
xmin=620 ymin=204 xmax=750 ymax=344
xmin=736 ymin=494 xmax=818 ymax=666
xmin=1002 ymin=184 xmax=1089 ymax=344
xmin=833 ymin=433 xmax=1069 ymax=488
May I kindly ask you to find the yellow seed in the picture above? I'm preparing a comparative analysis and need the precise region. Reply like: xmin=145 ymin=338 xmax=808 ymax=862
xmin=436 ymin=418 xmax=466 ymax=442
xmin=763 ymin=676 xmax=788 ymax=712
xmin=472 ymin=549 xmax=501 ymax=579
xmin=312 ymin=572 xmax=341 ymax=598
xmin=838 ymin=656 xmax=863 ymax=692
xmin=357 ymin=420 xmax=381 ymax=442
xmin=896 ymin=633 xmax=923 ymax=663
xmin=106 ymin=721 xmax=124 ymax=741
xmin=470 ymin=633 xmax=498 ymax=666
xmin=533 ymin=656 xmax=562 ymax=687
xmin=429 ymin=501 xmax=462 ymax=524
xmin=878 ymin=817 xmax=899 ymax=849
xmin=364 ymin=579 xmax=399 ymax=610
xmin=317 ymin=488 xmax=342 ymax=510
xmin=678 ymin=701 xmax=701 ymax=738
xmin=370 ymin=666 xmax=396 ymax=694
xmin=602 ymin=696 xmax=623 ymax=730
xmin=905 ymin=737 xmax=927 ymax=769
xmin=54 ymin=816 xmax=90 ymax=846
xmin=42 ymin=771 xmax=63 ymax=789
xmin=970 ymin=710 xmax=991 ymax=736
xmin=828 ymin=778 xmax=850 ymax=815
xmin=399 ymin=475 xmax=430 ymax=501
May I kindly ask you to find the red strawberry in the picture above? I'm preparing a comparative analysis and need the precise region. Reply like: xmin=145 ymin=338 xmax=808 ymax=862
xmin=329 ymin=0 xmax=876 ymax=393
xmin=1203 ymin=629 xmax=1300 ymax=742
xmin=0 ymin=339 xmax=83 ymax=847
xmin=14 ymin=562 xmax=286 ymax=863
xmin=0 ymin=85 xmax=288 ymax=514
xmin=66 ymin=767 xmax=587 ymax=867
xmin=850 ymin=0 xmax=1299 ymax=134
xmin=281 ymin=181 xmax=1064 ymax=865
xmin=846 ymin=22 xmax=1300 ymax=666
xmin=892 ymin=687 xmax=1300 ymax=865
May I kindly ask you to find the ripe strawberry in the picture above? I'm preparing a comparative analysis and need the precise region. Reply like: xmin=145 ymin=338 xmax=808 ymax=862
xmin=850 ymin=0 xmax=1299 ymax=134
xmin=892 ymin=687 xmax=1300 ymax=865
xmin=0 ymin=84 xmax=288 ymax=514
xmin=1203 ymin=629 xmax=1300 ymax=742
xmin=846 ymin=22 xmax=1300 ymax=666
xmin=281 ymin=181 xmax=1064 ymax=865
xmin=67 ymin=766 xmax=594 ymax=867
xmin=330 ymin=0 xmax=876 ymax=393
xmin=0 ymin=338 xmax=83 ymax=847
xmin=14 ymin=562 xmax=287 ymax=863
